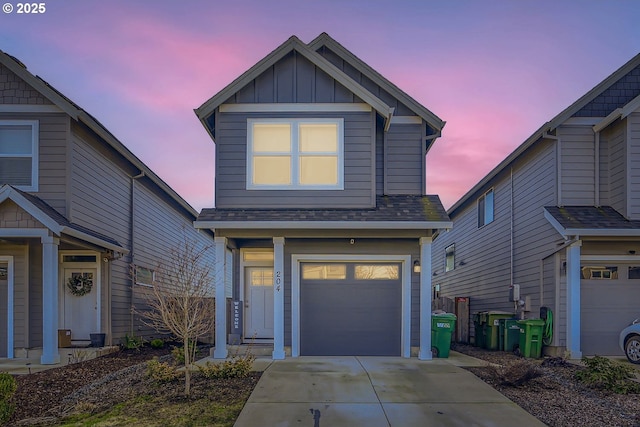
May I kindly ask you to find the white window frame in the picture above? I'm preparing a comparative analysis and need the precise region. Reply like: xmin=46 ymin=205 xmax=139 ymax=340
xmin=0 ymin=120 xmax=39 ymax=191
xmin=135 ymin=265 xmax=155 ymax=287
xmin=246 ymin=118 xmax=344 ymax=190
xmin=445 ymin=244 xmax=455 ymax=272
xmin=478 ymin=188 xmax=494 ymax=227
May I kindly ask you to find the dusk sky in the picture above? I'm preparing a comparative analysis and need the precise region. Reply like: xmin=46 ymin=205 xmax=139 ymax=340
xmin=2 ymin=0 xmax=639 ymax=212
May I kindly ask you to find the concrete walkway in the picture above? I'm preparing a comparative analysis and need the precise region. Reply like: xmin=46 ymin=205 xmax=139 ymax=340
xmin=232 ymin=352 xmax=547 ymax=427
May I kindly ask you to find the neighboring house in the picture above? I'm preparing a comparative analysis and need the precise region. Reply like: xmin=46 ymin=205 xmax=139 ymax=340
xmin=431 ymin=53 xmax=640 ymax=359
xmin=194 ymin=33 xmax=451 ymax=360
xmin=0 ymin=50 xmax=214 ymax=364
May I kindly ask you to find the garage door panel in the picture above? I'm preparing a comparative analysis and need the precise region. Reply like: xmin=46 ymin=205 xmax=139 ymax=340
xmin=300 ymin=262 xmax=402 ymax=356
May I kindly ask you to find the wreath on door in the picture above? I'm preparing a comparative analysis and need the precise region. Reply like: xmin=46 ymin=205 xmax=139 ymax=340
xmin=67 ymin=274 xmax=93 ymax=297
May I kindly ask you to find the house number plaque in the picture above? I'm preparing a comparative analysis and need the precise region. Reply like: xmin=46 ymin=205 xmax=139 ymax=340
xmin=275 ymin=270 xmax=282 ymax=292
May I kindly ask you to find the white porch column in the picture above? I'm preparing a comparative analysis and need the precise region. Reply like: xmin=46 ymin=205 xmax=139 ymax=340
xmin=418 ymin=237 xmax=433 ymax=360
xmin=272 ymin=237 xmax=285 ymax=359
xmin=41 ymin=235 xmax=60 ymax=364
xmin=213 ymin=236 xmax=228 ymax=359
xmin=566 ymin=240 xmax=582 ymax=359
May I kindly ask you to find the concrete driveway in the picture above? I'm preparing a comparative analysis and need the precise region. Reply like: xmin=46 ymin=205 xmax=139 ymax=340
xmin=234 ymin=353 xmax=546 ymax=427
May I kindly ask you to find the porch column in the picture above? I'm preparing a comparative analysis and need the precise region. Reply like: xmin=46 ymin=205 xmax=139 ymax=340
xmin=566 ymin=240 xmax=582 ymax=359
xmin=41 ymin=235 xmax=60 ymax=364
xmin=418 ymin=237 xmax=433 ymax=360
xmin=213 ymin=236 xmax=228 ymax=359
xmin=273 ymin=237 xmax=285 ymax=359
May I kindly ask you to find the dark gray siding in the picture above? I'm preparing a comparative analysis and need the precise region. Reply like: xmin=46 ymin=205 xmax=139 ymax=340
xmin=385 ymin=123 xmax=423 ymax=194
xmin=629 ymin=112 xmax=640 ymax=219
xmin=0 ymin=245 xmax=27 ymax=348
xmin=573 ymin=65 xmax=640 ymax=118
xmin=215 ymin=111 xmax=376 ymax=208
xmin=559 ymin=125 xmax=595 ymax=205
xmin=28 ymin=242 xmax=42 ymax=347
xmin=603 ymin=119 xmax=627 ymax=216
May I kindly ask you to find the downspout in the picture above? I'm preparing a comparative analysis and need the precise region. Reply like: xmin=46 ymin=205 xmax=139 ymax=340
xmin=510 ymin=166 xmax=514 ymax=288
xmin=130 ymin=171 xmax=145 ymax=334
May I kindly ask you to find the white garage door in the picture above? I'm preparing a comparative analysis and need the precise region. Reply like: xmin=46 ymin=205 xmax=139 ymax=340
xmin=581 ymin=263 xmax=640 ymax=355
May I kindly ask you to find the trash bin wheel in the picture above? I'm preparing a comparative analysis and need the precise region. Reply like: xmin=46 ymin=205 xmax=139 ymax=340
xmin=431 ymin=346 xmax=439 ymax=358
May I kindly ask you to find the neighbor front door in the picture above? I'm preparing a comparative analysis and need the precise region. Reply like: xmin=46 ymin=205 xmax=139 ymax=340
xmin=245 ymin=267 xmax=274 ymax=339
xmin=63 ymin=268 xmax=98 ymax=341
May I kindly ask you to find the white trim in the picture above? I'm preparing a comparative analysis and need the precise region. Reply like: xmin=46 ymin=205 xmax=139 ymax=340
xmin=239 ymin=248 xmax=275 ymax=343
xmin=0 ymin=105 xmax=63 ymax=113
xmin=593 ymin=109 xmax=622 ymax=133
xmin=220 ymin=103 xmax=371 ymax=113
xmin=0 ymin=228 xmax=49 ymax=239
xmin=291 ymin=254 xmax=412 ymax=358
xmin=392 ymin=116 xmax=422 ymax=125
xmin=195 ymin=220 xmax=453 ymax=230
xmin=621 ymin=93 xmax=640 ymax=118
xmin=246 ymin=118 xmax=344 ymax=191
xmin=0 ymin=257 xmax=14 ymax=358
xmin=0 ymin=120 xmax=39 ymax=191
xmin=581 ymin=255 xmax=640 ymax=262
xmin=566 ymin=241 xmax=582 ymax=359
xmin=272 ymin=237 xmax=285 ymax=359
xmin=418 ymin=237 xmax=432 ymax=360
xmin=213 ymin=237 xmax=228 ymax=359
xmin=61 ymin=227 xmax=128 ymax=254
xmin=41 ymin=235 xmax=60 ymax=364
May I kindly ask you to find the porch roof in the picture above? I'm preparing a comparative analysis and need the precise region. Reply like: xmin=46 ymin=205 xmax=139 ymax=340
xmin=195 ymin=195 xmax=452 ymax=230
xmin=544 ymin=206 xmax=640 ymax=237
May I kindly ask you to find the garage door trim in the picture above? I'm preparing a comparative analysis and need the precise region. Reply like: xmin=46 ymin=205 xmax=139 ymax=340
xmin=291 ymin=254 xmax=411 ymax=357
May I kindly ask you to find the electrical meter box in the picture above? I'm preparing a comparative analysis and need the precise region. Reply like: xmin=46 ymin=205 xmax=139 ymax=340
xmin=509 ymin=284 xmax=520 ymax=301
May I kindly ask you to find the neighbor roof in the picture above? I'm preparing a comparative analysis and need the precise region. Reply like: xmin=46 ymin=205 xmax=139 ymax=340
xmin=544 ymin=206 xmax=640 ymax=237
xmin=448 ymin=52 xmax=640 ymax=216
xmin=0 ymin=50 xmax=200 ymax=221
xmin=195 ymin=195 xmax=451 ymax=230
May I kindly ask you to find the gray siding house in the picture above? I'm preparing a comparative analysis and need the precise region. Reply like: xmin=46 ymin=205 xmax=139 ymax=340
xmin=0 ymin=50 xmax=214 ymax=364
xmin=431 ymin=53 xmax=640 ymax=359
xmin=195 ymin=33 xmax=451 ymax=360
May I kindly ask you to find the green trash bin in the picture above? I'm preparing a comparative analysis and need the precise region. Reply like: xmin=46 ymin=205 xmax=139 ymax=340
xmin=485 ymin=311 xmax=514 ymax=350
xmin=517 ymin=318 xmax=545 ymax=358
xmin=473 ymin=312 xmax=487 ymax=348
xmin=431 ymin=313 xmax=457 ymax=358
xmin=503 ymin=319 xmax=521 ymax=353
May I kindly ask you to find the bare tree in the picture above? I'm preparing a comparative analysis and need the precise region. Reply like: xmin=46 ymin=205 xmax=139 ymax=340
xmin=138 ymin=239 xmax=215 ymax=396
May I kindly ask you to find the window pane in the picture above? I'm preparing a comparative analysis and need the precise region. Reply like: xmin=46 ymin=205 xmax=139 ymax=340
xmin=299 ymin=124 xmax=337 ymax=152
xmin=299 ymin=156 xmax=338 ymax=185
xmin=485 ymin=190 xmax=494 ymax=223
xmin=355 ymin=265 xmax=399 ymax=280
xmin=302 ymin=264 xmax=346 ymax=280
xmin=445 ymin=244 xmax=455 ymax=272
xmin=0 ymin=157 xmax=32 ymax=186
xmin=250 ymin=268 xmax=273 ymax=286
xmin=63 ymin=255 xmax=97 ymax=263
xmin=253 ymin=156 xmax=291 ymax=185
xmin=253 ymin=124 xmax=291 ymax=152
xmin=0 ymin=126 xmax=32 ymax=154
xmin=136 ymin=266 xmax=154 ymax=285
xmin=477 ymin=196 xmax=485 ymax=227
xmin=243 ymin=251 xmax=274 ymax=262
xmin=581 ymin=265 xmax=618 ymax=279
xmin=628 ymin=266 xmax=640 ymax=279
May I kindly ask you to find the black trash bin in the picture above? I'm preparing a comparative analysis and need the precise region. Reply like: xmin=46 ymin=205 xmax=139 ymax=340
xmin=90 ymin=333 xmax=106 ymax=347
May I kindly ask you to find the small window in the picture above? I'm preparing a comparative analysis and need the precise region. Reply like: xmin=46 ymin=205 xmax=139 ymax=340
xmin=0 ymin=120 xmax=38 ymax=191
xmin=243 ymin=251 xmax=274 ymax=262
xmin=478 ymin=189 xmax=494 ymax=227
xmin=354 ymin=265 xmax=399 ymax=280
xmin=249 ymin=267 xmax=273 ymax=286
xmin=628 ymin=266 xmax=640 ymax=280
xmin=247 ymin=118 xmax=344 ymax=190
xmin=62 ymin=255 xmax=97 ymax=263
xmin=445 ymin=244 xmax=455 ymax=272
xmin=136 ymin=266 xmax=155 ymax=286
xmin=581 ymin=265 xmax=618 ymax=280
xmin=302 ymin=264 xmax=346 ymax=280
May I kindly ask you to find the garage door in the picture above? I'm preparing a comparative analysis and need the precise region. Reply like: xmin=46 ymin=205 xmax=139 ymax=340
xmin=300 ymin=262 xmax=402 ymax=356
xmin=581 ymin=264 xmax=640 ymax=355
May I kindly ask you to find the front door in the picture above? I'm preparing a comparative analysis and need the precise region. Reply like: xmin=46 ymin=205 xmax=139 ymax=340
xmin=245 ymin=267 xmax=274 ymax=339
xmin=63 ymin=268 xmax=98 ymax=340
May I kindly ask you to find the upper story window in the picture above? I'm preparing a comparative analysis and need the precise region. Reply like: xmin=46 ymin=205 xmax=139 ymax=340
xmin=445 ymin=244 xmax=455 ymax=272
xmin=477 ymin=189 xmax=494 ymax=227
xmin=247 ymin=118 xmax=344 ymax=190
xmin=0 ymin=120 xmax=38 ymax=191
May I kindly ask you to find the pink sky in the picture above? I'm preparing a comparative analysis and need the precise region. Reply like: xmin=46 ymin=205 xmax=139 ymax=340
xmin=1 ymin=0 xmax=639 ymax=211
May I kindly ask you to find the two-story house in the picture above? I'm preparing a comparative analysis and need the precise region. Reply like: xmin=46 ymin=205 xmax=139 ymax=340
xmin=431 ymin=53 xmax=640 ymax=359
xmin=195 ymin=33 xmax=451 ymax=360
xmin=0 ymin=50 xmax=214 ymax=364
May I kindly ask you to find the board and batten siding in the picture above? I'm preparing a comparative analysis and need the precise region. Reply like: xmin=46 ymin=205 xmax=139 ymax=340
xmin=559 ymin=125 xmax=596 ymax=206
xmin=215 ymin=111 xmax=376 ymax=208
xmin=432 ymin=140 xmax=558 ymax=331
xmin=0 ymin=245 xmax=27 ymax=348
xmin=385 ymin=123 xmax=423 ymax=195
xmin=602 ymin=119 xmax=627 ymax=216
xmin=628 ymin=112 xmax=640 ymax=219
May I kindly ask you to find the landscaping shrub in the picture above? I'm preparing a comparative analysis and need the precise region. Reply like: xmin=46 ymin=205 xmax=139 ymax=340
xmin=575 ymin=356 xmax=640 ymax=394
xmin=146 ymin=357 xmax=180 ymax=384
xmin=171 ymin=340 xmax=197 ymax=365
xmin=486 ymin=360 xmax=542 ymax=387
xmin=150 ymin=338 xmax=165 ymax=349
xmin=121 ymin=334 xmax=144 ymax=351
xmin=0 ymin=372 xmax=16 ymax=423
xmin=198 ymin=351 xmax=255 ymax=379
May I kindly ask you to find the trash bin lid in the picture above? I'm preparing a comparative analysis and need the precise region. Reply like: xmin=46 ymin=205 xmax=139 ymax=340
xmin=432 ymin=312 xmax=457 ymax=319
xmin=517 ymin=318 xmax=545 ymax=325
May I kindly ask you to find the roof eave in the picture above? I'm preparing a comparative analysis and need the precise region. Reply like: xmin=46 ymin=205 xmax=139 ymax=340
xmin=195 ymin=220 xmax=453 ymax=230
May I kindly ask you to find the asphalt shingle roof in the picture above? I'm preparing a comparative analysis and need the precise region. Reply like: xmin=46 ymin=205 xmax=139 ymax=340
xmin=545 ymin=206 xmax=640 ymax=230
xmin=198 ymin=195 xmax=450 ymax=224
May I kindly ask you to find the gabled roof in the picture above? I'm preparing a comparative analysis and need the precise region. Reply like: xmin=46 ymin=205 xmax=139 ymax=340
xmin=195 ymin=33 xmax=445 ymax=137
xmin=449 ymin=52 xmax=640 ymax=216
xmin=308 ymin=33 xmax=445 ymax=132
xmin=0 ymin=50 xmax=199 ymax=220
xmin=195 ymin=195 xmax=451 ymax=230
xmin=545 ymin=206 xmax=640 ymax=237
xmin=0 ymin=185 xmax=127 ymax=252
